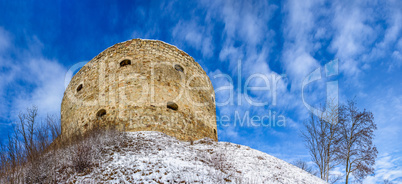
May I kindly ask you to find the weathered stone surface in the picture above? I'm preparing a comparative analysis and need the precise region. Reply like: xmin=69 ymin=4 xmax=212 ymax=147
xmin=61 ymin=39 xmax=217 ymax=141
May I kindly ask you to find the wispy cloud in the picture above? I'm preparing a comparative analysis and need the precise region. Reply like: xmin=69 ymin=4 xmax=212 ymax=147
xmin=172 ymin=20 xmax=214 ymax=58
xmin=1 ymin=0 xmax=402 ymax=182
xmin=282 ymin=0 xmax=323 ymax=82
xmin=0 ymin=28 xmax=66 ymax=123
xmin=364 ymin=152 xmax=402 ymax=183
xmin=0 ymin=27 xmax=10 ymax=54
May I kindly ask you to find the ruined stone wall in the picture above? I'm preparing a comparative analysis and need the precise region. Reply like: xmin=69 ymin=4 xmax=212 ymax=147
xmin=61 ymin=39 xmax=217 ymax=141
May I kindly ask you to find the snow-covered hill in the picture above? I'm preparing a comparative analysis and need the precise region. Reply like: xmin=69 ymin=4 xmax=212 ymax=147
xmin=7 ymin=130 xmax=326 ymax=183
xmin=51 ymin=131 xmax=325 ymax=183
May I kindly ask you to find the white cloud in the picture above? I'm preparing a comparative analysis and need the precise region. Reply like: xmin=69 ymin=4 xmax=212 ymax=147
xmin=364 ymin=152 xmax=402 ymax=183
xmin=0 ymin=27 xmax=11 ymax=54
xmin=369 ymin=93 xmax=402 ymax=153
xmin=330 ymin=1 xmax=376 ymax=57
xmin=281 ymin=0 xmax=323 ymax=84
xmin=127 ymin=1 xmax=402 ymax=177
xmin=0 ymin=28 xmax=66 ymax=122
xmin=172 ymin=20 xmax=214 ymax=57
xmin=12 ymin=58 xmax=66 ymax=117
xmin=220 ymin=1 xmax=274 ymax=44
xmin=0 ymin=27 xmax=12 ymax=119
xmin=330 ymin=0 xmax=402 ymax=76
xmin=282 ymin=49 xmax=319 ymax=83
xmin=360 ymin=89 xmax=402 ymax=183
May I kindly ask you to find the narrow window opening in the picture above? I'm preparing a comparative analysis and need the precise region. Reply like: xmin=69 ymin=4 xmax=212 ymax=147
xmin=214 ymin=129 xmax=217 ymax=135
xmin=76 ymin=84 xmax=83 ymax=92
xmin=211 ymin=96 xmax=214 ymax=102
xmin=174 ymin=64 xmax=184 ymax=72
xmin=120 ymin=59 xmax=131 ymax=67
xmin=96 ymin=109 xmax=107 ymax=118
xmin=167 ymin=101 xmax=178 ymax=110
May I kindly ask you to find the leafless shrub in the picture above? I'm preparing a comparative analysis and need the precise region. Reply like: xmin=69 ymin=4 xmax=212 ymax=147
xmin=291 ymin=159 xmax=317 ymax=176
xmin=0 ymin=105 xmax=127 ymax=183
xmin=0 ymin=106 xmax=61 ymax=183
xmin=195 ymin=138 xmax=214 ymax=145
xmin=72 ymin=143 xmax=92 ymax=173
xmin=196 ymin=144 xmax=232 ymax=175
xmin=210 ymin=151 xmax=230 ymax=172
xmin=25 ymin=157 xmax=48 ymax=183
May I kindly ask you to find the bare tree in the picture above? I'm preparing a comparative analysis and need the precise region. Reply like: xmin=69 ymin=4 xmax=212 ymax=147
xmin=301 ymin=102 xmax=342 ymax=183
xmin=46 ymin=114 xmax=61 ymax=141
xmin=0 ymin=106 xmax=61 ymax=182
xmin=338 ymin=100 xmax=377 ymax=183
xmin=292 ymin=159 xmax=317 ymax=176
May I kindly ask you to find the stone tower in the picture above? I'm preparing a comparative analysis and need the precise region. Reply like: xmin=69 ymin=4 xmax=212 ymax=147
xmin=61 ymin=39 xmax=217 ymax=141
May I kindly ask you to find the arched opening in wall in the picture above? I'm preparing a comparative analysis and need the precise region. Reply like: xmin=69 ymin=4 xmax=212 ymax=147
xmin=211 ymin=96 xmax=214 ymax=102
xmin=76 ymin=84 xmax=83 ymax=92
xmin=167 ymin=101 xmax=178 ymax=110
xmin=96 ymin=109 xmax=107 ymax=118
xmin=214 ymin=129 xmax=217 ymax=135
xmin=174 ymin=64 xmax=184 ymax=72
xmin=120 ymin=59 xmax=131 ymax=67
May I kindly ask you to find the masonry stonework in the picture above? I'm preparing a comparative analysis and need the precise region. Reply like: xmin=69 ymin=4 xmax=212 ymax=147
xmin=61 ymin=39 xmax=217 ymax=141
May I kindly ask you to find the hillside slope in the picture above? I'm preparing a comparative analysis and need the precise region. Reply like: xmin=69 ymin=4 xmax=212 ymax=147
xmin=55 ymin=131 xmax=326 ymax=183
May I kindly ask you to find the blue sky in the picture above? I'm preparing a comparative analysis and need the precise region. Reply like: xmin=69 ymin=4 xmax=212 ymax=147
xmin=0 ymin=0 xmax=401 ymax=183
